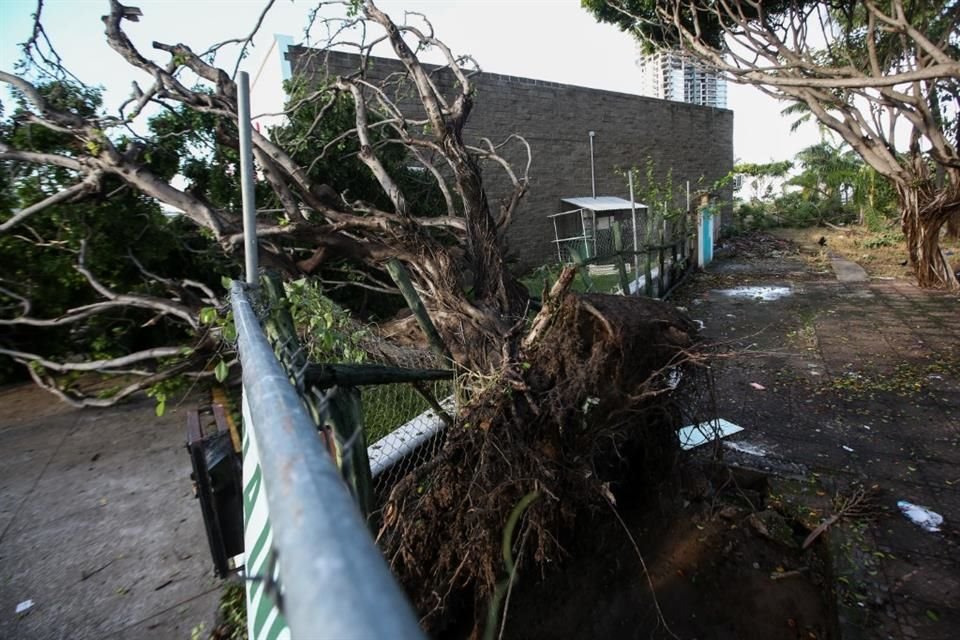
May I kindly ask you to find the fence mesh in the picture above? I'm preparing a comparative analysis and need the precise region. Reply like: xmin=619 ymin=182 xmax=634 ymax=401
xmin=354 ymin=338 xmax=454 ymax=510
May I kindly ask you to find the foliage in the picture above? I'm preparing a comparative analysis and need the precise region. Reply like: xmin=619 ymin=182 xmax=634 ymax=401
xmin=0 ymin=82 xmax=230 ymax=385
xmin=273 ymin=80 xmax=446 ymax=217
xmin=585 ymin=0 xmax=960 ymax=288
xmin=285 ymin=278 xmax=369 ymax=364
xmin=214 ymin=582 xmax=248 ymax=640
xmin=729 ymin=141 xmax=899 ymax=231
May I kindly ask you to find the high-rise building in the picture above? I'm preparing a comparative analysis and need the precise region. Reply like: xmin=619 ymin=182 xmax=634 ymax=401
xmin=637 ymin=50 xmax=727 ymax=109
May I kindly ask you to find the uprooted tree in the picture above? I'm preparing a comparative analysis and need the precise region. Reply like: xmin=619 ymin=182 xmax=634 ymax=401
xmin=586 ymin=0 xmax=960 ymax=290
xmin=2 ymin=0 xmax=701 ymax=628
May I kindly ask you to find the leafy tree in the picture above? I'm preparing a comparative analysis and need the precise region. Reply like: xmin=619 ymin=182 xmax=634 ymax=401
xmin=732 ymin=160 xmax=793 ymax=203
xmin=0 ymin=0 xmax=535 ymax=404
xmin=585 ymin=0 xmax=960 ymax=289
xmin=0 ymin=82 xmax=229 ymax=394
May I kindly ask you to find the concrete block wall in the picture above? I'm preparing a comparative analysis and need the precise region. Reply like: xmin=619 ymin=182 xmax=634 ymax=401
xmin=287 ymin=47 xmax=733 ymax=270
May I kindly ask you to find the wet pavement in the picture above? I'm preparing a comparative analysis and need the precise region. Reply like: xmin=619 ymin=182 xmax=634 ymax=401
xmin=675 ymin=235 xmax=960 ymax=639
xmin=0 ymin=385 xmax=220 ymax=639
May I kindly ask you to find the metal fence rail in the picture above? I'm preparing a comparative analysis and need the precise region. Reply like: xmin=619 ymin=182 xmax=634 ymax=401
xmin=232 ymin=281 xmax=424 ymax=640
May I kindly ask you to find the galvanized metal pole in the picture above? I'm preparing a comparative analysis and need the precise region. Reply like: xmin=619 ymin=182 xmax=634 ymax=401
xmin=232 ymin=283 xmax=424 ymax=640
xmin=237 ymin=72 xmax=258 ymax=286
xmin=588 ymin=131 xmax=596 ymax=198
xmin=628 ymin=170 xmax=639 ymax=290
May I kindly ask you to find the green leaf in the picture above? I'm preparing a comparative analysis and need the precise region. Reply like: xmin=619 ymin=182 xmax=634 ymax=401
xmin=221 ymin=322 xmax=237 ymax=342
xmin=199 ymin=307 xmax=218 ymax=325
xmin=214 ymin=359 xmax=229 ymax=382
xmin=926 ymin=609 xmax=940 ymax=622
xmin=221 ymin=275 xmax=232 ymax=290
xmin=155 ymin=400 xmax=166 ymax=417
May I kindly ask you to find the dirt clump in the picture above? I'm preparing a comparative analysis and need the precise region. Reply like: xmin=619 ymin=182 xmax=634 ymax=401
xmin=376 ymin=291 xmax=700 ymax=631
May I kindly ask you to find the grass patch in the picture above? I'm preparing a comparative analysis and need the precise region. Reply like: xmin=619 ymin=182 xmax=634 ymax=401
xmin=773 ymin=225 xmax=960 ymax=280
xmin=521 ymin=264 xmax=624 ymax=296
xmin=362 ymin=379 xmax=452 ymax=443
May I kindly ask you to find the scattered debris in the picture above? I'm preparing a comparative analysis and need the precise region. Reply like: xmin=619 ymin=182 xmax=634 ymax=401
xmin=748 ymin=510 xmax=799 ymax=548
xmin=842 ymin=445 xmax=854 ymax=452
xmin=771 ymin=567 xmax=809 ymax=581
xmin=724 ymin=440 xmax=768 ymax=457
xmin=16 ymin=600 xmax=34 ymax=615
xmin=80 ymin=559 xmax=115 ymax=581
xmin=803 ymin=484 xmax=878 ymax=549
xmin=897 ymin=501 xmax=943 ymax=532
xmin=749 ymin=382 xmax=766 ymax=390
xmin=665 ymin=367 xmax=683 ymax=390
xmin=678 ymin=418 xmax=744 ymax=450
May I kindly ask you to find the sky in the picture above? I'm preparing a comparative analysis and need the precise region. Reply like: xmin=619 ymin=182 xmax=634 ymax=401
xmin=0 ymin=0 xmax=821 ymax=165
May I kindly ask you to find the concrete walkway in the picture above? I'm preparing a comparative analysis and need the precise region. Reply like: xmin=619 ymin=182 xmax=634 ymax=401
xmin=829 ymin=252 xmax=870 ymax=283
xmin=676 ymin=236 xmax=960 ymax=639
xmin=0 ymin=385 xmax=220 ymax=639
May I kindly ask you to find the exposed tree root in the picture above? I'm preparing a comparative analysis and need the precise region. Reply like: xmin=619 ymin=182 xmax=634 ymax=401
xmin=376 ymin=292 xmax=700 ymax=631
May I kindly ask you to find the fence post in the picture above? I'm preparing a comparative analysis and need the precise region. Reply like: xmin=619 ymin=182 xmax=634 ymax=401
xmin=325 ymin=386 xmax=375 ymax=519
xmin=237 ymin=71 xmax=258 ymax=286
xmin=644 ymin=245 xmax=654 ymax=298
xmin=385 ymin=259 xmax=450 ymax=364
xmin=612 ymin=221 xmax=630 ymax=295
xmin=658 ymin=222 xmax=666 ymax=297
xmin=628 ymin=170 xmax=640 ymax=281
xmin=569 ymin=245 xmax=593 ymax=291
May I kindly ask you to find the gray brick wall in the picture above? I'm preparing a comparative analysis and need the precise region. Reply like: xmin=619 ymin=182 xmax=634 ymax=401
xmin=287 ymin=47 xmax=733 ymax=270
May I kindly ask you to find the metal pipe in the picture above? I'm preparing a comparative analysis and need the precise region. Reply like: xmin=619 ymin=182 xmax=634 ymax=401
xmin=237 ymin=72 xmax=258 ymax=286
xmin=628 ymin=170 xmax=640 ymax=287
xmin=231 ymin=283 xmax=424 ymax=640
xmin=588 ymin=131 xmax=596 ymax=198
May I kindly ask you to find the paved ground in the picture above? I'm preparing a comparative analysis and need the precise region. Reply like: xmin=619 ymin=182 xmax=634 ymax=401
xmin=0 ymin=385 xmax=221 ymax=639
xmin=674 ymin=233 xmax=960 ymax=639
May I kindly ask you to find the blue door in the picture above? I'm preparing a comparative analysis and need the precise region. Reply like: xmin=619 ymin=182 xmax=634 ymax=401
xmin=700 ymin=207 xmax=714 ymax=266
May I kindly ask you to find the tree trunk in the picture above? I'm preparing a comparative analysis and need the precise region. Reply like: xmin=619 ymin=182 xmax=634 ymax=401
xmin=899 ymin=174 xmax=960 ymax=291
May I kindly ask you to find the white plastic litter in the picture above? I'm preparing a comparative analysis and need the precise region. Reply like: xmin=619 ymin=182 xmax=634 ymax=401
xmin=678 ymin=418 xmax=743 ymax=450
xmin=723 ymin=440 xmax=769 ymax=457
xmin=665 ymin=367 xmax=683 ymax=390
xmin=842 ymin=445 xmax=854 ymax=452
xmin=16 ymin=600 xmax=34 ymax=615
xmin=897 ymin=501 xmax=943 ymax=533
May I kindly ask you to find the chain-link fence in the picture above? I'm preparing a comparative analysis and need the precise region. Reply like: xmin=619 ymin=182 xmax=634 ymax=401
xmin=561 ymin=229 xmax=695 ymax=298
xmin=232 ymin=281 xmax=424 ymax=640
xmin=354 ymin=339 xmax=455 ymax=510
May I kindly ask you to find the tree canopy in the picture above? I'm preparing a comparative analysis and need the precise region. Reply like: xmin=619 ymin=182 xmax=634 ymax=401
xmin=585 ymin=0 xmax=960 ymax=289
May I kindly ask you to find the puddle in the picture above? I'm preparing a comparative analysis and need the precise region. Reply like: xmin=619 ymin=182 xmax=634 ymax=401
xmin=715 ymin=286 xmax=793 ymax=301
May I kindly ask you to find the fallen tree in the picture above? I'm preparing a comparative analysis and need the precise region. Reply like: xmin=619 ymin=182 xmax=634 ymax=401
xmin=1 ymin=0 xmax=703 ymax=628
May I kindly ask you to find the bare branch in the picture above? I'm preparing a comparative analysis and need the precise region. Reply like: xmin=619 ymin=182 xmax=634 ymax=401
xmin=199 ymin=0 xmax=278 ymax=78
xmin=0 ymin=142 xmax=89 ymax=172
xmin=18 ymin=350 xmax=203 ymax=408
xmin=76 ymin=241 xmax=200 ymax=329
xmin=1 ymin=171 xmax=103 ymax=232
xmin=1 ymin=345 xmax=187 ymax=373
